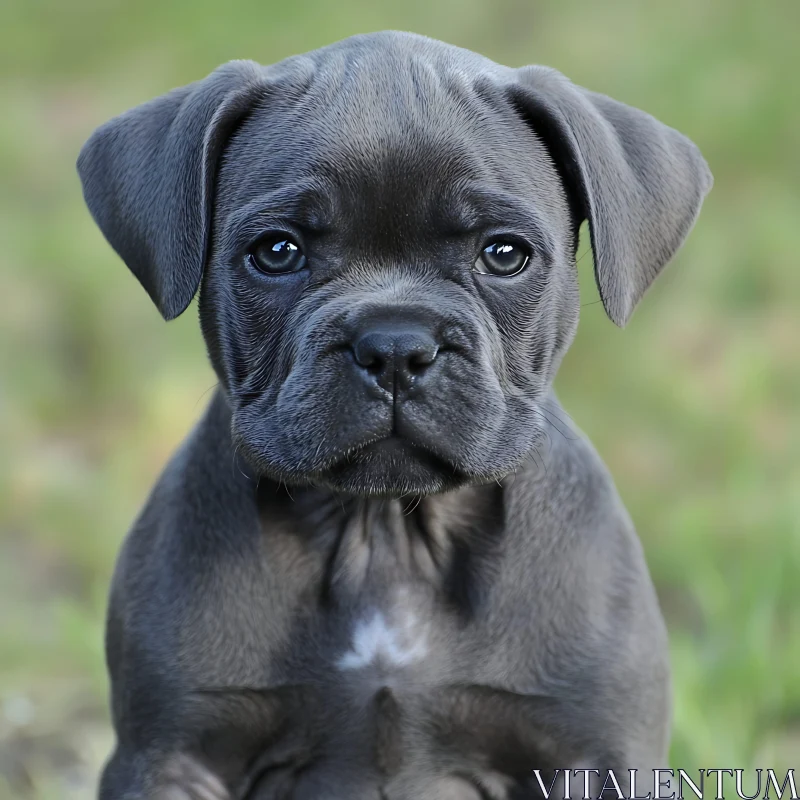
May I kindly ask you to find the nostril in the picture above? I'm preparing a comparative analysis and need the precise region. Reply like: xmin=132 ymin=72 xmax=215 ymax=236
xmin=358 ymin=357 xmax=385 ymax=376
xmin=358 ymin=352 xmax=384 ymax=373
xmin=352 ymin=336 xmax=387 ymax=373
xmin=407 ymin=344 xmax=439 ymax=373
xmin=364 ymin=358 xmax=384 ymax=375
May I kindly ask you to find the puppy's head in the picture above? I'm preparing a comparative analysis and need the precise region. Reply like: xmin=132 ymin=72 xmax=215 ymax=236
xmin=78 ymin=32 xmax=711 ymax=496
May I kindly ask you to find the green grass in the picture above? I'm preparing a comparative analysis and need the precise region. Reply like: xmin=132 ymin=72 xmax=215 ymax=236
xmin=1 ymin=1 xmax=798 ymax=795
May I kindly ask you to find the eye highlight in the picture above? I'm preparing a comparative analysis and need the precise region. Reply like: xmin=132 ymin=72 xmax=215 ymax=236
xmin=247 ymin=236 xmax=307 ymax=275
xmin=474 ymin=240 xmax=530 ymax=277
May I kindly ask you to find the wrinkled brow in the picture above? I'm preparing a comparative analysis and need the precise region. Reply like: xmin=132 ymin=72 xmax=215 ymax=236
xmin=223 ymin=179 xmax=336 ymax=241
xmin=436 ymin=184 xmax=555 ymax=249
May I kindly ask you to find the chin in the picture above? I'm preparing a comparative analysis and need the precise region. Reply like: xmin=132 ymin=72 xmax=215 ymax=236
xmin=311 ymin=439 xmax=468 ymax=497
xmin=240 ymin=435 xmax=473 ymax=498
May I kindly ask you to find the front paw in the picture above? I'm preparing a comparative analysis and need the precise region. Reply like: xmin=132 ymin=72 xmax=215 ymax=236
xmin=153 ymin=754 xmax=231 ymax=800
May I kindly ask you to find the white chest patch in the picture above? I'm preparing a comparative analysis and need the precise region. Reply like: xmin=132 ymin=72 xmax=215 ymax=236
xmin=337 ymin=607 xmax=428 ymax=670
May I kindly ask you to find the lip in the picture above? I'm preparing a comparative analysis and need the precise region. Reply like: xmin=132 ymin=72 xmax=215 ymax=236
xmin=361 ymin=436 xmax=414 ymax=455
xmin=312 ymin=434 xmax=462 ymax=495
xmin=360 ymin=435 xmax=451 ymax=468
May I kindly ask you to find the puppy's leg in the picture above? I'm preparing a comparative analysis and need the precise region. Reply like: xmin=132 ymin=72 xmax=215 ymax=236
xmin=98 ymin=750 xmax=141 ymax=800
xmin=154 ymin=755 xmax=231 ymax=800
xmin=100 ymin=751 xmax=230 ymax=800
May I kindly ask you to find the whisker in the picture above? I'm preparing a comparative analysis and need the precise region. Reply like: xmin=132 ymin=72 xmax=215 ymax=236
xmin=403 ymin=495 xmax=423 ymax=516
xmin=194 ymin=382 xmax=220 ymax=410
xmin=532 ymin=444 xmax=548 ymax=477
xmin=231 ymin=444 xmax=253 ymax=482
xmin=538 ymin=408 xmax=573 ymax=442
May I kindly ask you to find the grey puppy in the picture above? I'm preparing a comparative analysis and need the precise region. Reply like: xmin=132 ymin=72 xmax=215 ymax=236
xmin=77 ymin=31 xmax=711 ymax=800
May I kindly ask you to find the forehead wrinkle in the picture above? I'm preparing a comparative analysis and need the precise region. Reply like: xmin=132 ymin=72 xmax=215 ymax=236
xmin=438 ymin=185 xmax=554 ymax=242
xmin=290 ymin=57 xmax=493 ymax=180
xmin=223 ymin=180 xmax=336 ymax=239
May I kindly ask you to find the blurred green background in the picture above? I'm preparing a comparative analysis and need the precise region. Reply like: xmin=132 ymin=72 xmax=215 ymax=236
xmin=1 ymin=0 xmax=798 ymax=796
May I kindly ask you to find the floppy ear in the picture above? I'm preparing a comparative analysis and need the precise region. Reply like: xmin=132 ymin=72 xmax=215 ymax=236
xmin=77 ymin=60 xmax=268 ymax=320
xmin=509 ymin=66 xmax=712 ymax=326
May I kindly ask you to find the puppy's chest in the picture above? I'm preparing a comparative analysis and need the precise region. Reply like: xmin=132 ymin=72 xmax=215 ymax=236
xmin=281 ymin=507 xmax=482 ymax=690
xmin=327 ymin=590 xmax=479 ymax=712
xmin=283 ymin=572 xmax=468 ymax=695
xmin=336 ymin=589 xmax=431 ymax=674
xmin=246 ymin=486 xmax=508 ymax=686
xmin=183 ymin=508 xmax=567 ymax=795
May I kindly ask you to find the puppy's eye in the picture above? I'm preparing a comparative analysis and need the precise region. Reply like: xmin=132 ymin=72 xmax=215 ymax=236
xmin=475 ymin=241 xmax=530 ymax=277
xmin=247 ymin=236 xmax=307 ymax=275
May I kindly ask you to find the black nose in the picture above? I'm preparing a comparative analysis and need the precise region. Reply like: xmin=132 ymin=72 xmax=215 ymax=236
xmin=352 ymin=325 xmax=439 ymax=394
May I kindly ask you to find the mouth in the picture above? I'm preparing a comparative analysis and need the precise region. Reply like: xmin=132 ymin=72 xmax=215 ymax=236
xmin=313 ymin=435 xmax=464 ymax=497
